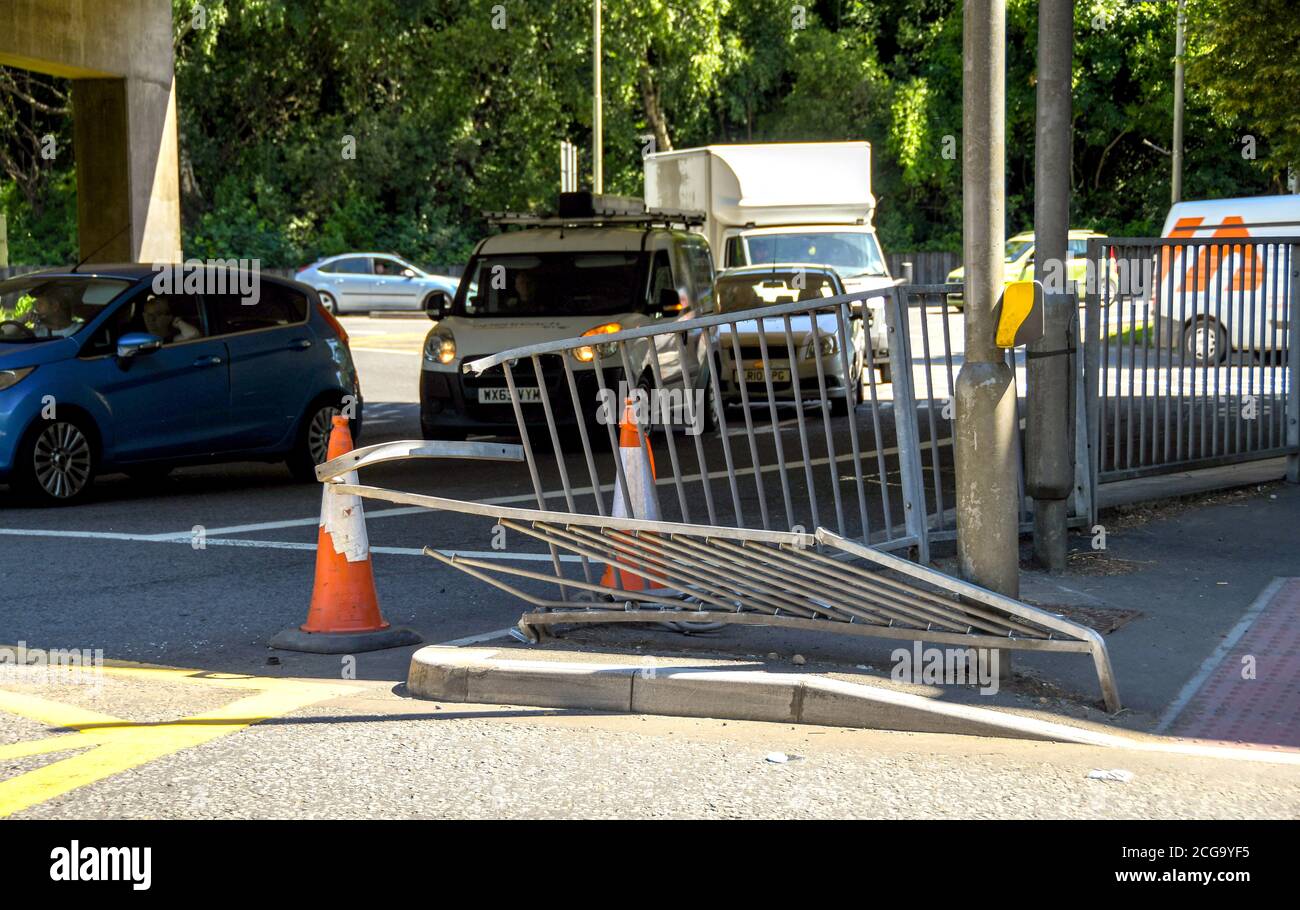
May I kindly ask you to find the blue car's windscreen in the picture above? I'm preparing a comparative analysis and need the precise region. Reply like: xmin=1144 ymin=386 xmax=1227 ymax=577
xmin=457 ymin=252 xmax=648 ymax=318
xmin=0 ymin=276 xmax=131 ymax=343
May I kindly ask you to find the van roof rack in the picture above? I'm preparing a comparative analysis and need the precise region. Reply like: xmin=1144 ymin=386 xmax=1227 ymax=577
xmin=486 ymin=192 xmax=705 ymax=230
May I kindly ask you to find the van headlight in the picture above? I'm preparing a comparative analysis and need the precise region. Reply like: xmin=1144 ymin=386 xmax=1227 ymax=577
xmin=425 ymin=328 xmax=456 ymax=365
xmin=801 ymin=335 xmax=838 ymax=361
xmin=0 ymin=367 xmax=34 ymax=391
xmin=573 ymin=323 xmax=622 ymax=363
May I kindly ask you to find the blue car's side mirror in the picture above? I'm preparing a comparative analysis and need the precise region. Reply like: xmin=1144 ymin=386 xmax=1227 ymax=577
xmin=117 ymin=332 xmax=163 ymax=359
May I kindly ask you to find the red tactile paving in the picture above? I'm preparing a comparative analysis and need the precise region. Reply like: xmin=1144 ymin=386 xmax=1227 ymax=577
xmin=1169 ymin=578 xmax=1300 ymax=751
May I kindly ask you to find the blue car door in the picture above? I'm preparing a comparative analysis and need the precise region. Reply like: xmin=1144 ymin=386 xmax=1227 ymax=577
xmin=206 ymin=283 xmax=317 ymax=450
xmin=85 ymin=290 xmax=231 ymax=461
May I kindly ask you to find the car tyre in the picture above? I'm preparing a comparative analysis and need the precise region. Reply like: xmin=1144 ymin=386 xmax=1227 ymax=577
xmin=1184 ymin=318 xmax=1228 ymax=366
xmin=14 ymin=416 xmax=97 ymax=505
xmin=287 ymin=399 xmax=344 ymax=482
xmin=319 ymin=291 xmax=339 ymax=315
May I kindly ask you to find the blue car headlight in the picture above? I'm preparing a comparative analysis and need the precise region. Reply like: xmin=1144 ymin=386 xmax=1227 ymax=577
xmin=0 ymin=367 xmax=34 ymax=391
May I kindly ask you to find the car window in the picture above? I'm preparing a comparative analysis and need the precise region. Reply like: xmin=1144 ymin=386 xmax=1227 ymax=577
xmin=330 ymin=257 xmax=370 ymax=275
xmin=372 ymin=258 xmax=402 ymax=277
xmin=681 ymin=239 xmax=715 ymax=313
xmin=459 ymin=252 xmax=648 ymax=318
xmin=648 ymin=250 xmax=677 ymax=313
xmin=724 ymin=236 xmax=746 ymax=269
xmin=206 ymin=282 xmax=309 ymax=335
xmin=0 ymin=276 xmax=131 ymax=344
xmin=717 ymin=271 xmax=840 ymax=313
xmin=1067 ymin=239 xmax=1089 ymax=258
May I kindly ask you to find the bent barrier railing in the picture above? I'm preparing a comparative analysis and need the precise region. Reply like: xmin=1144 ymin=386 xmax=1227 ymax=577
xmin=314 ymin=287 xmax=1123 ymax=712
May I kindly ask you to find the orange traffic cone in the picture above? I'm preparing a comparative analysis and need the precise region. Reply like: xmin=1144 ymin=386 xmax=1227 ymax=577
xmin=271 ymin=416 xmax=420 ymax=653
xmin=601 ymin=399 xmax=665 ymax=592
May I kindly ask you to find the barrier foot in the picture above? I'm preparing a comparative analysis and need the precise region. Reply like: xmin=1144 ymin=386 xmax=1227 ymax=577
xmin=270 ymin=626 xmax=422 ymax=654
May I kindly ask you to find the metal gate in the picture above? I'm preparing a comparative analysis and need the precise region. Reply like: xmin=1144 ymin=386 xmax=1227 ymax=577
xmin=1083 ymin=236 xmax=1300 ymax=494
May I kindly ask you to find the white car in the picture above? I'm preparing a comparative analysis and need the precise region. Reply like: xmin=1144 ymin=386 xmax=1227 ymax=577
xmin=295 ymin=253 xmax=461 ymax=315
xmin=714 ymin=265 xmax=870 ymax=414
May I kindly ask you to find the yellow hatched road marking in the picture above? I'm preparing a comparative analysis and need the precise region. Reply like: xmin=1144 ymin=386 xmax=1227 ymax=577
xmin=0 ymin=667 xmax=356 ymax=817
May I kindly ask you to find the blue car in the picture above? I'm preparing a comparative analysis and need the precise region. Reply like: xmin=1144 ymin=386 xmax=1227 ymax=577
xmin=0 ymin=265 xmax=362 ymax=504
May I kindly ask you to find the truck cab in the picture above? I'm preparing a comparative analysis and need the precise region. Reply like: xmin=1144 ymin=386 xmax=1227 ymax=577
xmin=420 ymin=193 xmax=717 ymax=439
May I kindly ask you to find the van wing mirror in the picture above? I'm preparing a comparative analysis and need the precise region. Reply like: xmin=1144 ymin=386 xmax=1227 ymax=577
xmin=425 ymin=291 xmax=452 ymax=321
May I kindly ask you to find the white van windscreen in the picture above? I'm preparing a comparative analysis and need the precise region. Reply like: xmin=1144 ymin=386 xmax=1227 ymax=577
xmin=745 ymin=232 xmax=889 ymax=278
xmin=459 ymin=252 xmax=648 ymax=317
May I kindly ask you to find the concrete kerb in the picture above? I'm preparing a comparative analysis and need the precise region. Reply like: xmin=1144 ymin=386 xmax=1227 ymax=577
xmin=406 ymin=645 xmax=1120 ymax=744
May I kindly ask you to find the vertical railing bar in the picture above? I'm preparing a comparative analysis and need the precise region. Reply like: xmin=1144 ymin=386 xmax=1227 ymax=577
xmin=589 ymin=352 xmax=636 ymax=519
xmin=833 ymin=301 xmax=871 ymax=540
xmin=1136 ymin=253 xmax=1150 ymax=468
xmin=699 ymin=327 xmax=746 ymax=527
xmin=1194 ymin=242 xmax=1206 ymax=460
xmin=531 ymin=354 xmax=593 ymax=586
xmin=1232 ymin=242 xmax=1245 ymax=455
xmin=502 ymin=360 xmax=568 ymax=601
xmin=866 ymin=293 xmax=899 ymax=537
xmin=754 ymin=328 xmax=797 ymax=530
xmin=643 ymin=338 xmax=692 ymax=524
xmin=1125 ymin=284 xmax=1137 ymax=470
xmin=782 ymin=313 xmax=821 ymax=532
xmin=560 ymin=355 xmax=607 ymax=517
xmin=1180 ymin=237 xmax=1190 ymax=462
xmin=671 ymin=332 xmax=719 ymax=526
xmin=616 ymin=341 xmax=664 ymax=519
xmin=917 ymin=295 xmax=947 ymax=531
xmin=1206 ymin=241 xmax=1216 ymax=457
xmin=806 ymin=306 xmax=847 ymax=537
xmin=1246 ymin=242 xmax=1259 ymax=453
xmin=725 ymin=321 xmax=771 ymax=530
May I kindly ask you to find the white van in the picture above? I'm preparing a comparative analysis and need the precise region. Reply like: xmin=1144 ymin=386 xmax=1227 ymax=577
xmin=419 ymin=194 xmax=717 ymax=439
xmin=1154 ymin=194 xmax=1300 ymax=363
xmin=645 ymin=143 xmax=893 ymax=363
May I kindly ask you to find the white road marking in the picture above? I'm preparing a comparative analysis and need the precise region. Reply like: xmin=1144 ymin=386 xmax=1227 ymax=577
xmin=1154 ymin=576 xmax=1286 ymax=734
xmin=0 ymin=528 xmax=580 ymax=562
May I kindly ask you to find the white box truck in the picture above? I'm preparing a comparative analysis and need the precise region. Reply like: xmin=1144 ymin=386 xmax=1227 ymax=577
xmin=644 ymin=142 xmax=893 ymax=361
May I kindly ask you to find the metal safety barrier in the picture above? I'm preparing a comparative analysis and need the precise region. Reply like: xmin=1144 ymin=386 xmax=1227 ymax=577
xmin=308 ymin=285 xmax=1123 ymax=712
xmin=460 ymin=288 xmax=931 ymax=562
xmin=1084 ymin=237 xmax=1300 ymax=496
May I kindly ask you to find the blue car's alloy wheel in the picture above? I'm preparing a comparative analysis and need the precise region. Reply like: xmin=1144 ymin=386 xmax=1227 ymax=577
xmin=308 ymin=405 xmax=340 ymax=466
xmin=32 ymin=421 xmax=93 ymax=501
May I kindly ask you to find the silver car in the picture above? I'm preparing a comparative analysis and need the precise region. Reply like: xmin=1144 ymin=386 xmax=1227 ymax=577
xmin=714 ymin=264 xmax=872 ymax=415
xmin=295 ymin=253 xmax=460 ymax=315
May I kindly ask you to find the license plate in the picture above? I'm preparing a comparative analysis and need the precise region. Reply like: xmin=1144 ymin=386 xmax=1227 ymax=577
xmin=743 ymin=368 xmax=790 ymax=383
xmin=478 ymin=387 xmax=541 ymax=404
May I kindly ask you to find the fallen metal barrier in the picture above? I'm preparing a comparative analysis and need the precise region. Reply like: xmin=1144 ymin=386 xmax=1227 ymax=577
xmin=317 ymin=465 xmax=1121 ymax=712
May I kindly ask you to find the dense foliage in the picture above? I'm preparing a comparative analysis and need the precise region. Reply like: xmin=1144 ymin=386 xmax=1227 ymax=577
xmin=0 ymin=0 xmax=1289 ymax=267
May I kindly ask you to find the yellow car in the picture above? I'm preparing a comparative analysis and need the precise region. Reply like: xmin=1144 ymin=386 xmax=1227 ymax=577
xmin=946 ymin=229 xmax=1111 ymax=306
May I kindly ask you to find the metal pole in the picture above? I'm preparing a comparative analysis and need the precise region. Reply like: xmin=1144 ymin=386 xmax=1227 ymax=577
xmin=592 ymin=0 xmax=603 ymax=194
xmin=955 ymin=1 xmax=1020 ymax=614
xmin=1288 ymin=243 xmax=1299 ymax=484
xmin=1171 ymin=0 xmax=1186 ymax=204
xmin=1027 ymin=0 xmax=1074 ymax=573
xmin=0 ymin=212 xmax=8 ymax=268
